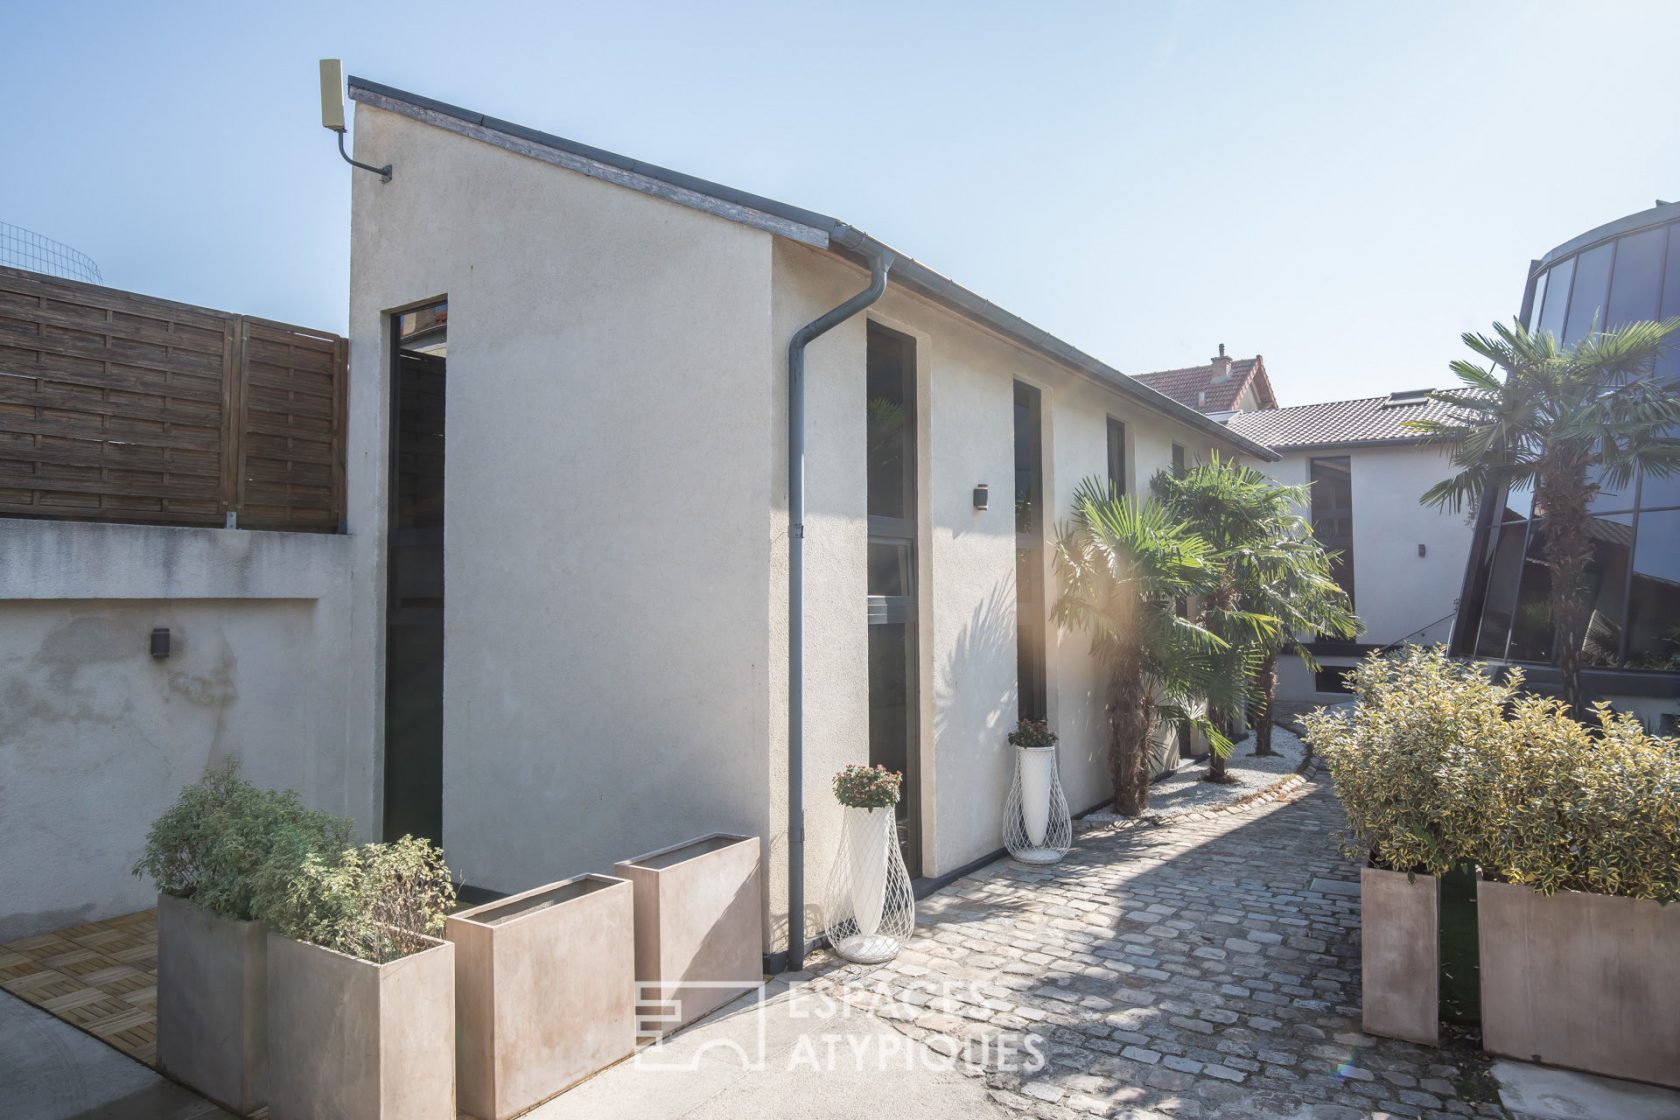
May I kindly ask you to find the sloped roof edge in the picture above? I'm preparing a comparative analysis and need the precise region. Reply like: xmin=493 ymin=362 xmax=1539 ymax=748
xmin=346 ymin=76 xmax=1278 ymax=462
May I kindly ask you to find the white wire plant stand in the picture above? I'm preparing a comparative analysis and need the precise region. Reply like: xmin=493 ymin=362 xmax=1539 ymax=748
xmin=822 ymin=806 xmax=915 ymax=964
xmin=1004 ymin=745 xmax=1072 ymax=864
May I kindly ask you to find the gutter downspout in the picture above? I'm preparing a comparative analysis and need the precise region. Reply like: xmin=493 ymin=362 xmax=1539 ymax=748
xmin=787 ymin=242 xmax=893 ymax=973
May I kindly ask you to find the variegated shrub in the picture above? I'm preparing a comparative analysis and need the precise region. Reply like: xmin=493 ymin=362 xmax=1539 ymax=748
xmin=1305 ymin=645 xmax=1680 ymax=901
xmin=1303 ymin=646 xmax=1513 ymax=877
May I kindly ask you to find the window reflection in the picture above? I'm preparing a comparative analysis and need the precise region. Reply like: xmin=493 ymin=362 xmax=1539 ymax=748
xmin=1535 ymin=256 xmax=1573 ymax=340
xmin=1563 ymin=242 xmax=1613 ymax=342
xmin=1626 ymin=511 xmax=1680 ymax=670
xmin=1606 ymin=226 xmax=1665 ymax=328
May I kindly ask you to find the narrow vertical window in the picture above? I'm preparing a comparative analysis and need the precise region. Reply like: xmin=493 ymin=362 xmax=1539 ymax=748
xmin=1309 ymin=455 xmax=1355 ymax=608
xmin=1171 ymin=442 xmax=1186 ymax=477
xmin=865 ymin=324 xmax=920 ymax=874
xmin=1014 ymin=382 xmax=1047 ymax=722
xmin=1106 ymin=418 xmax=1127 ymax=496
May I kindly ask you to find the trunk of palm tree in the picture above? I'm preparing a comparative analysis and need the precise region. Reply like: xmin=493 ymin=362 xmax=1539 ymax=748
xmin=1201 ymin=582 xmax=1238 ymax=783
xmin=1539 ymin=465 xmax=1592 ymax=715
xmin=1108 ymin=662 xmax=1155 ymax=816
xmin=1251 ymin=654 xmax=1278 ymax=756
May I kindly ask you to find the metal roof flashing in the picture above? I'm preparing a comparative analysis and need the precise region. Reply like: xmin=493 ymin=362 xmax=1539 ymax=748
xmin=345 ymin=76 xmax=1278 ymax=462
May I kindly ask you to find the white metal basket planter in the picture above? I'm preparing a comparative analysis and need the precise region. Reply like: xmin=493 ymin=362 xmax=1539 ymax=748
xmin=822 ymin=807 xmax=914 ymax=965
xmin=1004 ymin=745 xmax=1072 ymax=864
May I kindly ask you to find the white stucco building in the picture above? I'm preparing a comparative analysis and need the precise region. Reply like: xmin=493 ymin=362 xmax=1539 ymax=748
xmin=341 ymin=77 xmax=1276 ymax=962
xmin=1224 ymin=396 xmax=1476 ymax=713
xmin=1135 ymin=356 xmax=1476 ymax=718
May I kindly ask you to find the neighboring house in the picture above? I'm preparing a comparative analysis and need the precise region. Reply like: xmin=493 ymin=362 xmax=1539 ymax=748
xmin=1452 ymin=200 xmax=1680 ymax=735
xmin=1223 ymin=394 xmax=1476 ymax=718
xmin=1134 ymin=348 xmax=1476 ymax=720
xmin=1132 ymin=347 xmax=1278 ymax=421
xmin=341 ymin=78 xmax=1278 ymax=963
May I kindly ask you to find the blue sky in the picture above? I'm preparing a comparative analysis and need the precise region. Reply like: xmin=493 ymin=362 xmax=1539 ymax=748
xmin=7 ymin=1 xmax=1679 ymax=404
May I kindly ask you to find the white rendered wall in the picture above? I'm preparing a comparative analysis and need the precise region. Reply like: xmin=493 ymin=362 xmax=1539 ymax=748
xmin=349 ymin=104 xmax=774 ymax=902
xmin=1255 ymin=442 xmax=1475 ymax=712
xmin=0 ymin=520 xmax=359 ymax=940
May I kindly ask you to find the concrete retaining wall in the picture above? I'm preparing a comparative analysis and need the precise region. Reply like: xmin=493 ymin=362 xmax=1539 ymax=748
xmin=0 ymin=519 xmax=366 ymax=940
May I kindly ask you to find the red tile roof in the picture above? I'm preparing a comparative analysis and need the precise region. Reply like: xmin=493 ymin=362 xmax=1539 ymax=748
xmin=1133 ymin=356 xmax=1278 ymax=414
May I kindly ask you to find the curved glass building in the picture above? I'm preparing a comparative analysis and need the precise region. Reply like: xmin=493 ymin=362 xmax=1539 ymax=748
xmin=1452 ymin=201 xmax=1680 ymax=724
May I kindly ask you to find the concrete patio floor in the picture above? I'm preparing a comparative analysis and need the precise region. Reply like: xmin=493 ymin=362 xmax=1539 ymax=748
xmin=4 ymin=989 xmax=231 ymax=1120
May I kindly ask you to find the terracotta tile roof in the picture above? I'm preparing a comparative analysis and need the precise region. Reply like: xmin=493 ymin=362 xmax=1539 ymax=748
xmin=1133 ymin=356 xmax=1277 ymax=414
xmin=1223 ymin=391 xmax=1469 ymax=449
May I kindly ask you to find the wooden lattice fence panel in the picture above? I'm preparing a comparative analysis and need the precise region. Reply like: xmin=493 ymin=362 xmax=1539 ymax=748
xmin=0 ymin=266 xmax=345 ymax=532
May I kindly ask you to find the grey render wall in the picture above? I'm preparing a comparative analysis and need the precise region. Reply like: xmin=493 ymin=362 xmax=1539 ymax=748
xmin=0 ymin=519 xmax=362 ymax=940
xmin=348 ymin=104 xmax=775 ymax=901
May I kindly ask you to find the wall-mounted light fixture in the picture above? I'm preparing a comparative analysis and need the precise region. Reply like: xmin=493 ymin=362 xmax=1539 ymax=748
xmin=1417 ymin=543 xmax=1427 ymax=558
xmin=150 ymin=627 xmax=171 ymax=660
xmin=973 ymin=483 xmax=989 ymax=511
xmin=320 ymin=59 xmax=392 ymax=183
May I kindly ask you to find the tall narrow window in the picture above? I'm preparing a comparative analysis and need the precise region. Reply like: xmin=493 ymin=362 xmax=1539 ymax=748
xmin=1171 ymin=442 xmax=1187 ymax=477
xmin=1107 ymin=418 xmax=1127 ymax=496
xmin=1309 ymin=456 xmax=1355 ymax=608
xmin=385 ymin=300 xmax=448 ymax=843
xmin=1015 ymin=382 xmax=1047 ymax=722
xmin=865 ymin=325 xmax=920 ymax=874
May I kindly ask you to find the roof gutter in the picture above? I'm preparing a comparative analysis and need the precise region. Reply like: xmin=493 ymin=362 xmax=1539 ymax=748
xmin=785 ymin=241 xmax=893 ymax=973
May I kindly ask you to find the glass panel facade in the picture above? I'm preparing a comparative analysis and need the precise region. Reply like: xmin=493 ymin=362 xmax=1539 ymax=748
xmin=1606 ymin=226 xmax=1665 ymax=328
xmin=1563 ymin=241 xmax=1613 ymax=341
xmin=1457 ymin=207 xmax=1680 ymax=676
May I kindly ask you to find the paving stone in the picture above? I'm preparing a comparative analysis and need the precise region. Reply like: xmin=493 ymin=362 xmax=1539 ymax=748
xmin=810 ymin=773 xmax=1504 ymax=1119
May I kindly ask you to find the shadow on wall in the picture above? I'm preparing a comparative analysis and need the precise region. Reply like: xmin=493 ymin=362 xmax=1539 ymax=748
xmin=932 ymin=579 xmax=1018 ymax=779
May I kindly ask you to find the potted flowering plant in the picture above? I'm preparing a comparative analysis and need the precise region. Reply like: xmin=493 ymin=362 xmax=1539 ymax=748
xmin=1005 ymin=720 xmax=1069 ymax=863
xmin=825 ymin=765 xmax=911 ymax=963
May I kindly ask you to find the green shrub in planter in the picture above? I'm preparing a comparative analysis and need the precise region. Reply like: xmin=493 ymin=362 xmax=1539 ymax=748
xmin=258 ymin=835 xmax=456 ymax=963
xmin=1459 ymin=695 xmax=1680 ymax=902
xmin=1302 ymin=646 xmax=1515 ymax=876
xmin=133 ymin=761 xmax=353 ymax=920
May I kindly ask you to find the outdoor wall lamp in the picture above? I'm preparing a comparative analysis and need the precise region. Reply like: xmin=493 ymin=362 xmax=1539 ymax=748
xmin=320 ymin=59 xmax=392 ymax=183
xmin=150 ymin=627 xmax=171 ymax=660
xmin=973 ymin=483 xmax=989 ymax=511
xmin=1418 ymin=543 xmax=1427 ymax=558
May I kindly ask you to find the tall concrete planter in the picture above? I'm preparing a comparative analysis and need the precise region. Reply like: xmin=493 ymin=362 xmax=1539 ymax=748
xmin=449 ymin=874 xmax=635 ymax=1120
xmin=1478 ymin=880 xmax=1680 ymax=1088
xmin=615 ymin=833 xmax=762 ymax=1035
xmin=155 ymin=892 xmax=267 ymax=1115
xmin=266 ymin=930 xmax=455 ymax=1120
xmin=1360 ymin=867 xmax=1438 ymax=1046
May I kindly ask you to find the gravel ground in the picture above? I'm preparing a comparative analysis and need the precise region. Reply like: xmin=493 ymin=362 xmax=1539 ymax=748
xmin=1081 ymin=724 xmax=1309 ymax=824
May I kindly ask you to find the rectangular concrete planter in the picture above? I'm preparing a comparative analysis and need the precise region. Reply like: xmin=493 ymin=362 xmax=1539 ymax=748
xmin=266 ymin=930 xmax=455 ymax=1120
xmin=1360 ymin=866 xmax=1439 ymax=1046
xmin=615 ymin=833 xmax=763 ymax=1035
xmin=448 ymin=874 xmax=635 ymax=1120
xmin=155 ymin=892 xmax=267 ymax=1115
xmin=1478 ymin=879 xmax=1680 ymax=1088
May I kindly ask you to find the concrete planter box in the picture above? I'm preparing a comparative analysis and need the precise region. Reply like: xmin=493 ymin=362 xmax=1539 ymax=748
xmin=615 ymin=834 xmax=762 ymax=1035
xmin=1478 ymin=879 xmax=1680 ymax=1088
xmin=448 ymin=874 xmax=635 ymax=1120
xmin=1360 ymin=866 xmax=1438 ymax=1046
xmin=266 ymin=930 xmax=455 ymax=1120
xmin=155 ymin=892 xmax=267 ymax=1115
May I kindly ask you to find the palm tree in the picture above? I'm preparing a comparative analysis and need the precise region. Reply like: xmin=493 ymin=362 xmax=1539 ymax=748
xmin=1051 ymin=478 xmax=1270 ymax=815
xmin=1152 ymin=456 xmax=1359 ymax=772
xmin=1409 ymin=318 xmax=1680 ymax=714
xmin=1242 ymin=532 xmax=1360 ymax=756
